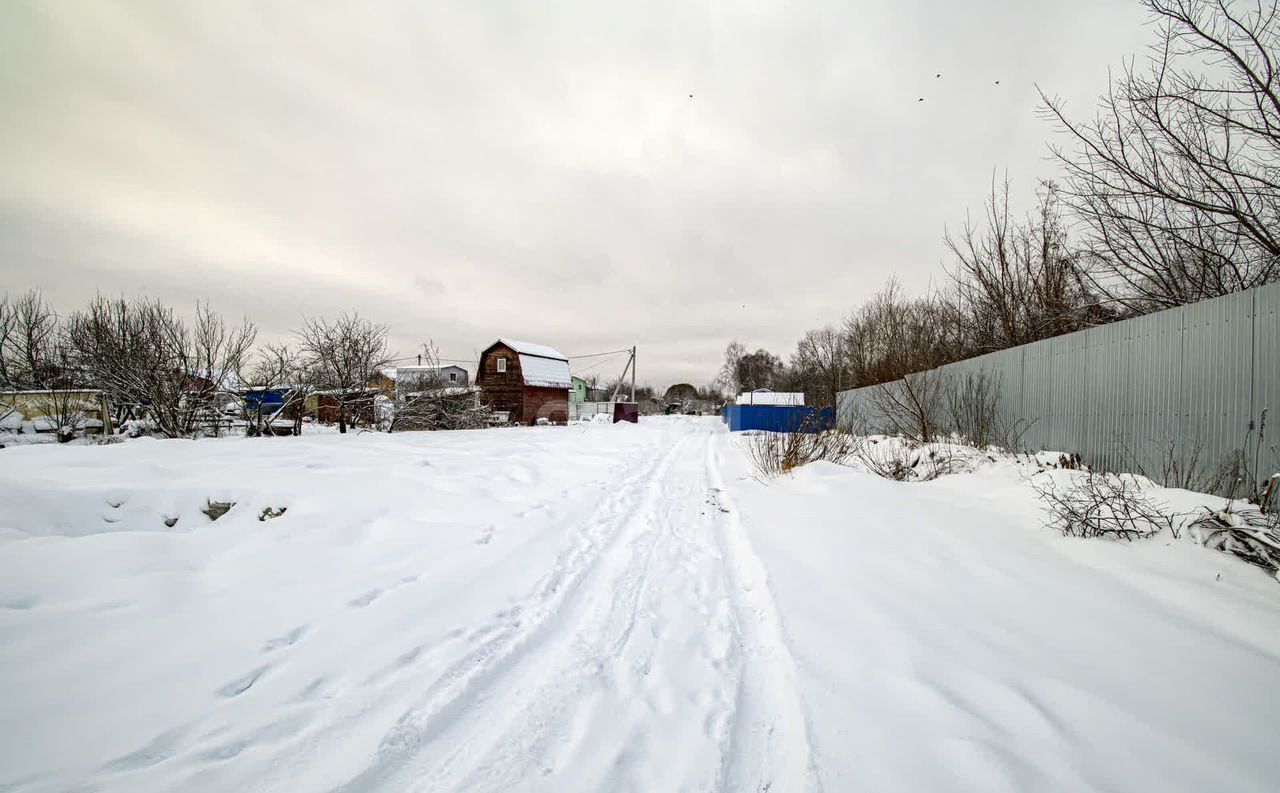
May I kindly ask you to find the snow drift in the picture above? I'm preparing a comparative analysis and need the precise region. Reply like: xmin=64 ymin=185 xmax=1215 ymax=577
xmin=1 ymin=417 xmax=1278 ymax=793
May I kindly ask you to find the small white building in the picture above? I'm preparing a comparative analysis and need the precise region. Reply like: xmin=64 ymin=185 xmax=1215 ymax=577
xmin=735 ymin=389 xmax=804 ymax=406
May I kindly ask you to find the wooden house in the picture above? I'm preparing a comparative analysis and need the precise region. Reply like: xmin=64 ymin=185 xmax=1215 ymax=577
xmin=476 ymin=339 xmax=571 ymax=424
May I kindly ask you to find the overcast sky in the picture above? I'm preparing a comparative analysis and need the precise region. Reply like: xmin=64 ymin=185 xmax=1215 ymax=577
xmin=0 ymin=0 xmax=1153 ymax=387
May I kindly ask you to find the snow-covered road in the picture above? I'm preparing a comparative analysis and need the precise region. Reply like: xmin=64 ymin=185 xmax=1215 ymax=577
xmin=0 ymin=418 xmax=815 ymax=793
xmin=320 ymin=425 xmax=813 ymax=793
xmin=2 ymin=417 xmax=1279 ymax=793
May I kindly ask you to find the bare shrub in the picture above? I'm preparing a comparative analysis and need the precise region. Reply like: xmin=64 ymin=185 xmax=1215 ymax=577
xmin=943 ymin=370 xmax=1033 ymax=450
xmin=387 ymin=343 xmax=491 ymax=432
xmin=1262 ymin=474 xmax=1279 ymax=515
xmin=742 ymin=428 xmax=858 ymax=478
xmin=389 ymin=386 xmax=492 ymax=432
xmin=32 ymin=386 xmax=96 ymax=442
xmin=1236 ymin=410 xmax=1276 ymax=506
xmin=1190 ymin=507 xmax=1280 ymax=576
xmin=849 ymin=436 xmax=961 ymax=482
xmin=1057 ymin=452 xmax=1084 ymax=470
xmin=868 ymin=370 xmax=947 ymax=443
xmin=1125 ymin=436 xmax=1240 ymax=495
xmin=1033 ymin=472 xmax=1178 ymax=540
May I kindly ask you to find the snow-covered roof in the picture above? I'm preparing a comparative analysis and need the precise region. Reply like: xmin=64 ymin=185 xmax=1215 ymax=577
xmin=518 ymin=354 xmax=572 ymax=389
xmin=498 ymin=338 xmax=567 ymax=361
xmin=243 ymin=384 xmax=305 ymax=393
xmin=736 ymin=390 xmax=804 ymax=406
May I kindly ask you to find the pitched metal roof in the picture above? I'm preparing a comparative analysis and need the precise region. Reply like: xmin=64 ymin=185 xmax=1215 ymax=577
xmin=497 ymin=338 xmax=567 ymax=360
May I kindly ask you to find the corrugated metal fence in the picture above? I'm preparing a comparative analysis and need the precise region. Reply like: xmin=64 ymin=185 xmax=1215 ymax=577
xmin=837 ymin=283 xmax=1280 ymax=487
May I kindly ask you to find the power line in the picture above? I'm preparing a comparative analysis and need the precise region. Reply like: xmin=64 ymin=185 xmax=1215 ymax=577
xmin=567 ymin=348 xmax=631 ymax=360
xmin=392 ymin=347 xmax=633 ymax=367
xmin=388 ymin=354 xmax=476 ymax=365
xmin=573 ymin=351 xmax=628 ymax=375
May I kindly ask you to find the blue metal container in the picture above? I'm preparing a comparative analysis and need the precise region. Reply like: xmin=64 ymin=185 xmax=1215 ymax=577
xmin=720 ymin=405 xmax=835 ymax=432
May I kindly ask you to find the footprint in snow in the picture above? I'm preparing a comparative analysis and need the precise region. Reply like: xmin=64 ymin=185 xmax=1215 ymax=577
xmin=294 ymin=676 xmax=329 ymax=702
xmin=2 ymin=595 xmax=39 ymax=610
xmin=105 ymin=724 xmax=190 ymax=771
xmin=348 ymin=589 xmax=382 ymax=608
xmin=217 ymin=665 xmax=271 ymax=698
xmin=261 ymin=625 xmax=308 ymax=653
xmin=397 ymin=645 xmax=425 ymax=665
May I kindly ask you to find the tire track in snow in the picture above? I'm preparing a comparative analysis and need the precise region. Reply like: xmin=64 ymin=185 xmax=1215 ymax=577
xmin=434 ymin=425 xmax=739 ymax=792
xmin=325 ymin=423 xmax=818 ymax=793
xmin=326 ymin=432 xmax=696 ymax=793
xmin=708 ymin=435 xmax=821 ymax=793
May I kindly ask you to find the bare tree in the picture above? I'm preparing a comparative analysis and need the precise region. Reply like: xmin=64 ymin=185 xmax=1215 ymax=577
xmin=842 ymin=279 xmax=965 ymax=388
xmin=65 ymin=296 xmax=256 ymax=438
xmin=787 ymin=325 xmax=852 ymax=408
xmin=1041 ymin=0 xmax=1280 ymax=312
xmin=243 ymin=343 xmax=311 ymax=437
xmin=295 ymin=312 xmax=391 ymax=433
xmin=697 ymin=382 xmax=727 ymax=403
xmin=945 ymin=179 xmax=1101 ymax=350
xmin=734 ymin=348 xmax=785 ymax=393
xmin=717 ymin=340 xmax=748 ymax=394
xmin=0 ymin=290 xmax=60 ymax=389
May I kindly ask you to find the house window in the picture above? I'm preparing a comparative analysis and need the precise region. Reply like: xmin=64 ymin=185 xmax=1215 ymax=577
xmin=496 ymin=358 xmax=507 ymax=373
xmin=449 ymin=372 xmax=457 ymax=381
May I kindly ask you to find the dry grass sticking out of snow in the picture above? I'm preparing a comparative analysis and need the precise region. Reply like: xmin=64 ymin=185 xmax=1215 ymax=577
xmin=744 ymin=429 xmax=1280 ymax=579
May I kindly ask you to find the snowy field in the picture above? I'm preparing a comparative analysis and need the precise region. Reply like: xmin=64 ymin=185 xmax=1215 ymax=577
xmin=1 ymin=416 xmax=1278 ymax=793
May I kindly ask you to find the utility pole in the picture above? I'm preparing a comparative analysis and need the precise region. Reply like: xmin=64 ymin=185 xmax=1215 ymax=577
xmin=630 ymin=346 xmax=636 ymax=403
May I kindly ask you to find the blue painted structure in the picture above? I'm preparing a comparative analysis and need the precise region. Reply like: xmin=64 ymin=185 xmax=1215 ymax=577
xmin=720 ymin=404 xmax=835 ymax=432
xmin=243 ymin=388 xmax=290 ymax=413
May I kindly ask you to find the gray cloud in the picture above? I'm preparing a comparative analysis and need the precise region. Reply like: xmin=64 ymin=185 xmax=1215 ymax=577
xmin=0 ymin=0 xmax=1151 ymax=386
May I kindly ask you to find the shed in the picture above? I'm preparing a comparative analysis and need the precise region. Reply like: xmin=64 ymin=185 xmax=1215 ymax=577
xmin=476 ymin=339 xmax=571 ymax=424
xmin=735 ymin=389 xmax=805 ymax=406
